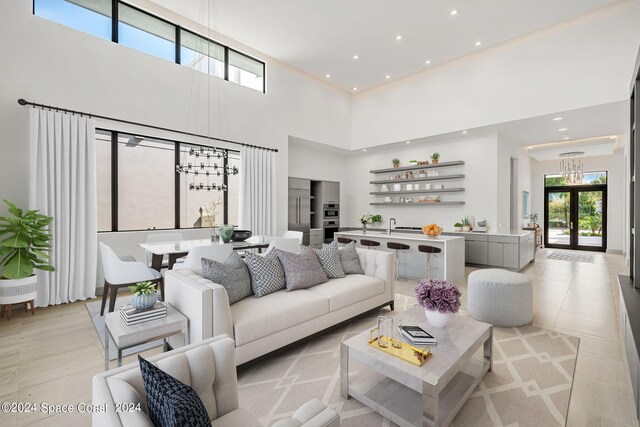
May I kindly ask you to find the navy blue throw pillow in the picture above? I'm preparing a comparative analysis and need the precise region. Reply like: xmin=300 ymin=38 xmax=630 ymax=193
xmin=138 ymin=355 xmax=210 ymax=427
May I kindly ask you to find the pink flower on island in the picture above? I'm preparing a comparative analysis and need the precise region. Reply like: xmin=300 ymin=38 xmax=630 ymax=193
xmin=415 ymin=279 xmax=461 ymax=314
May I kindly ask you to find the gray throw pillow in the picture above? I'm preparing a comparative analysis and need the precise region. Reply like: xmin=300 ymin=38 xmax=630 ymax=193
xmin=244 ymin=251 xmax=286 ymax=298
xmin=327 ymin=241 xmax=364 ymax=275
xmin=201 ymin=251 xmax=252 ymax=304
xmin=276 ymin=248 xmax=328 ymax=291
xmin=312 ymin=244 xmax=345 ymax=278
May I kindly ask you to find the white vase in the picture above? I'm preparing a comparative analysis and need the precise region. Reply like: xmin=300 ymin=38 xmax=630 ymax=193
xmin=424 ymin=308 xmax=451 ymax=328
xmin=462 ymin=226 xmax=471 ymax=232
xmin=0 ymin=275 xmax=38 ymax=305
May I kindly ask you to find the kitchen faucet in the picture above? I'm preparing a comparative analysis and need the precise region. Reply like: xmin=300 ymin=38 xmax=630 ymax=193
xmin=388 ymin=218 xmax=396 ymax=235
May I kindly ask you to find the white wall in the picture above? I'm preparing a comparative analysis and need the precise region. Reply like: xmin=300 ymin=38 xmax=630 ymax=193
xmin=343 ymin=133 xmax=499 ymax=231
xmin=497 ymin=135 xmax=533 ymax=233
xmin=531 ymin=152 xmax=625 ymax=251
xmin=350 ymin=0 xmax=640 ymax=149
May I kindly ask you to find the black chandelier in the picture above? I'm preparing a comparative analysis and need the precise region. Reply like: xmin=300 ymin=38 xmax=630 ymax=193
xmin=176 ymin=146 xmax=239 ymax=191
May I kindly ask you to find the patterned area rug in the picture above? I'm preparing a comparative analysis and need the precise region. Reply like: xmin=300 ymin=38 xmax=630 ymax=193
xmin=85 ymin=296 xmax=164 ymax=360
xmin=547 ymin=250 xmax=595 ymax=263
xmin=238 ymin=294 xmax=579 ymax=427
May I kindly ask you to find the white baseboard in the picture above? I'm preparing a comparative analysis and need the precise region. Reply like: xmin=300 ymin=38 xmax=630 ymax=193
xmin=606 ymin=249 xmax=623 ymax=254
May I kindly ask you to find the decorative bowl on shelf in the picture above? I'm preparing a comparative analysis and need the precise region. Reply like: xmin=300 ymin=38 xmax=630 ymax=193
xmin=384 ymin=196 xmax=392 ymax=203
xmin=422 ymin=224 xmax=442 ymax=237
xmin=432 ymin=184 xmax=444 ymax=190
xmin=380 ymin=184 xmax=389 ymax=192
xmin=425 ymin=195 xmax=441 ymax=202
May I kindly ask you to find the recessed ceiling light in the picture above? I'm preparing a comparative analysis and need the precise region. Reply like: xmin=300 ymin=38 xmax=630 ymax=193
xmin=450 ymin=9 xmax=459 ymax=15
xmin=406 ymin=141 xmax=411 ymax=144
xmin=553 ymin=117 xmax=563 ymax=121
xmin=353 ymin=55 xmax=359 ymax=60
xmin=396 ymin=35 xmax=403 ymax=40
xmin=462 ymin=130 xmax=468 ymax=134
xmin=558 ymin=128 xmax=568 ymax=132
xmin=353 ymin=87 xmax=358 ymax=91
xmin=325 ymin=74 xmax=331 ymax=78
xmin=425 ymin=60 xmax=431 ymax=65
xmin=475 ymin=41 xmax=482 ymax=46
xmin=385 ymin=75 xmax=390 ymax=79
xmin=362 ymin=148 xmax=367 ymax=152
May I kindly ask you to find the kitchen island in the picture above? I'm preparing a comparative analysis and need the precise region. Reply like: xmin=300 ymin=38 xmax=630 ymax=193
xmin=334 ymin=231 xmax=465 ymax=283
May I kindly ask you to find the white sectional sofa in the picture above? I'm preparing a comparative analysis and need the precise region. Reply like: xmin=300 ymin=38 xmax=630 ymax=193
xmin=165 ymin=248 xmax=394 ymax=365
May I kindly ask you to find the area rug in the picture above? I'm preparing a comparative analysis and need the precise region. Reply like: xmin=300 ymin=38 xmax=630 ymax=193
xmin=237 ymin=294 xmax=579 ymax=427
xmin=85 ymin=296 xmax=164 ymax=361
xmin=547 ymin=250 xmax=595 ymax=263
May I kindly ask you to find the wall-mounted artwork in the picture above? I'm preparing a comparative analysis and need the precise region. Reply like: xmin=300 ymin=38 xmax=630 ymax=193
xmin=522 ymin=191 xmax=530 ymax=219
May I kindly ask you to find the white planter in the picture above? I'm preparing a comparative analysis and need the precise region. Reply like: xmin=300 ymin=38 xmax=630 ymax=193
xmin=131 ymin=293 xmax=158 ymax=310
xmin=424 ymin=308 xmax=451 ymax=328
xmin=462 ymin=226 xmax=471 ymax=232
xmin=0 ymin=275 xmax=38 ymax=305
xmin=454 ymin=227 xmax=463 ymax=232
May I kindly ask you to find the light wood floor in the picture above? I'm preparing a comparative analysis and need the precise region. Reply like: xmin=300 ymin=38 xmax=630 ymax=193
xmin=0 ymin=249 xmax=637 ymax=426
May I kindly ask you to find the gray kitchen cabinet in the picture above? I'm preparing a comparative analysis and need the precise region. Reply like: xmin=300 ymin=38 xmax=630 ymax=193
xmin=288 ymin=177 xmax=310 ymax=190
xmin=487 ymin=242 xmax=503 ymax=267
xmin=467 ymin=241 xmax=488 ymax=265
xmin=310 ymin=228 xmax=323 ymax=249
xmin=502 ymin=243 xmax=519 ymax=269
xmin=321 ymin=181 xmax=340 ymax=203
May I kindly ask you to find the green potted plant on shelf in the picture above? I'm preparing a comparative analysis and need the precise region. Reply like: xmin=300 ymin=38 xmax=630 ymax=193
xmin=461 ymin=217 xmax=471 ymax=232
xmin=409 ymin=160 xmax=418 ymax=166
xmin=431 ymin=152 xmax=440 ymax=164
xmin=0 ymin=200 xmax=55 ymax=314
xmin=128 ymin=281 xmax=158 ymax=310
xmin=454 ymin=222 xmax=463 ymax=232
xmin=392 ymin=158 xmax=400 ymax=168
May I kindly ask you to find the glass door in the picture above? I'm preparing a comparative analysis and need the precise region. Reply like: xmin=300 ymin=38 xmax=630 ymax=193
xmin=546 ymin=191 xmax=572 ymax=248
xmin=577 ymin=189 xmax=605 ymax=250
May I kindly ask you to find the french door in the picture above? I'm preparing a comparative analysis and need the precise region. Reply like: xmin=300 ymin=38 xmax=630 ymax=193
xmin=544 ymin=185 xmax=607 ymax=252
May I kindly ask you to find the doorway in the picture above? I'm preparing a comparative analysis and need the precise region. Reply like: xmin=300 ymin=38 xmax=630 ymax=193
xmin=544 ymin=185 xmax=607 ymax=251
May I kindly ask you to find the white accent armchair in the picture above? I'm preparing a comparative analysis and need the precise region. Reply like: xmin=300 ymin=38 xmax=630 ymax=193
xmin=99 ymin=242 xmax=162 ymax=315
xmin=92 ymin=335 xmax=340 ymax=427
xmin=172 ymin=244 xmax=234 ymax=270
xmin=264 ymin=238 xmax=301 ymax=255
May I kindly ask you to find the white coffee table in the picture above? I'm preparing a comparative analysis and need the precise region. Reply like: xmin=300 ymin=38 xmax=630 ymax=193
xmin=340 ymin=305 xmax=492 ymax=427
xmin=104 ymin=304 xmax=189 ymax=370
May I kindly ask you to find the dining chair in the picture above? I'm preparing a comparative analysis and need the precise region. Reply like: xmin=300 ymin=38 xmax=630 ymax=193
xmin=283 ymin=230 xmax=304 ymax=244
xmin=99 ymin=242 xmax=163 ymax=315
xmin=172 ymin=244 xmax=234 ymax=270
xmin=265 ymin=238 xmax=302 ymax=255
xmin=143 ymin=232 xmax=185 ymax=268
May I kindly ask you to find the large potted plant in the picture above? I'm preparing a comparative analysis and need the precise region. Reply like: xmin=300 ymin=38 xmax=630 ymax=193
xmin=0 ymin=200 xmax=54 ymax=316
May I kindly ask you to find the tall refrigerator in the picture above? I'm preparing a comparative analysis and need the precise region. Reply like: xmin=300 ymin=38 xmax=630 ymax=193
xmin=288 ymin=177 xmax=310 ymax=245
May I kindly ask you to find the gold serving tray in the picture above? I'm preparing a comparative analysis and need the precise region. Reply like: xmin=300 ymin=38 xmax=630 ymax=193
xmin=368 ymin=329 xmax=432 ymax=367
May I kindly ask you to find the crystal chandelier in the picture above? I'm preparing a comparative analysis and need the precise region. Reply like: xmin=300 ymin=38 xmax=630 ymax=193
xmin=176 ymin=146 xmax=239 ymax=191
xmin=559 ymin=151 xmax=584 ymax=184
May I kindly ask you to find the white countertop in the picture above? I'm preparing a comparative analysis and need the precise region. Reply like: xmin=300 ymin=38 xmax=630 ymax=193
xmin=335 ymin=230 xmax=463 ymax=243
xmin=341 ymin=228 xmax=533 ymax=238
xmin=443 ymin=229 xmax=533 ymax=237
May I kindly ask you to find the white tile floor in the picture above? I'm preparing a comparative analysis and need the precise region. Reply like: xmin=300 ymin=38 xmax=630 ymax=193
xmin=0 ymin=248 xmax=637 ymax=426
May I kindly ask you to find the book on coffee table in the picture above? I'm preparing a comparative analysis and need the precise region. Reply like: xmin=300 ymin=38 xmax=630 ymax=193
xmin=399 ymin=325 xmax=437 ymax=346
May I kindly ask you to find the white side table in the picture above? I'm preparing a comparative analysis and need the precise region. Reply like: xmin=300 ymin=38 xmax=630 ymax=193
xmin=104 ymin=304 xmax=188 ymax=370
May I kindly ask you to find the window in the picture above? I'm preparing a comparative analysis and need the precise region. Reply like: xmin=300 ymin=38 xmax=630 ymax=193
xmin=118 ymin=3 xmax=176 ymax=62
xmin=117 ymin=134 xmax=175 ymax=230
xmin=34 ymin=0 xmax=112 ymax=41
xmin=545 ymin=171 xmax=607 ymax=187
xmin=96 ymin=130 xmax=112 ymax=232
xmin=96 ymin=130 xmax=239 ymax=231
xmin=229 ymin=49 xmax=265 ymax=92
xmin=180 ymin=30 xmax=225 ymax=78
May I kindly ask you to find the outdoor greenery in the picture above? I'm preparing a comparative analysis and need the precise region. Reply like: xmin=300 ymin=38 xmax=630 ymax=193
xmin=548 ymin=191 xmax=603 ymax=236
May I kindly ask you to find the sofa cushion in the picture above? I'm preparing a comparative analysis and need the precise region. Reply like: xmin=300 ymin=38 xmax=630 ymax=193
xmin=201 ymin=252 xmax=252 ymax=304
xmin=138 ymin=355 xmax=210 ymax=427
xmin=306 ymin=274 xmax=385 ymax=312
xmin=230 ymin=289 xmax=329 ymax=346
xmin=312 ymin=245 xmax=345 ymax=279
xmin=244 ymin=251 xmax=286 ymax=298
xmin=276 ymin=248 xmax=328 ymax=291
xmin=327 ymin=241 xmax=364 ymax=275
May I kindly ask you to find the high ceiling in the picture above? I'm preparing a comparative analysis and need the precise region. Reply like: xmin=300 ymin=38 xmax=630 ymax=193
xmin=149 ymin=0 xmax=621 ymax=92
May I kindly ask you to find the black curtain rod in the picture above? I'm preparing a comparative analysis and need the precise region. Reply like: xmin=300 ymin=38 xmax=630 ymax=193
xmin=17 ymin=98 xmax=278 ymax=153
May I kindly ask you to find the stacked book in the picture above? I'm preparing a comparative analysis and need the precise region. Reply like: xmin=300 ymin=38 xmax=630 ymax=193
xmin=399 ymin=325 xmax=437 ymax=346
xmin=120 ymin=302 xmax=167 ymax=326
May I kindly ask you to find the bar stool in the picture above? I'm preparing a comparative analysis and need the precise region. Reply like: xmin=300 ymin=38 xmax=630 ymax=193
xmin=418 ymin=245 xmax=442 ymax=280
xmin=387 ymin=242 xmax=410 ymax=280
xmin=360 ymin=239 xmax=380 ymax=249
xmin=337 ymin=237 xmax=355 ymax=245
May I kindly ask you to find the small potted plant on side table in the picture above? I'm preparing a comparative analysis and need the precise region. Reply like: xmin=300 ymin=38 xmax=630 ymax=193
xmin=430 ymin=152 xmax=440 ymax=164
xmin=416 ymin=278 xmax=461 ymax=328
xmin=129 ymin=281 xmax=158 ymax=310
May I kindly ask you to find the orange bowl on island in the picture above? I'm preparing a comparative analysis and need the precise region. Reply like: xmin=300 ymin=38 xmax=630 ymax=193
xmin=421 ymin=224 xmax=442 ymax=237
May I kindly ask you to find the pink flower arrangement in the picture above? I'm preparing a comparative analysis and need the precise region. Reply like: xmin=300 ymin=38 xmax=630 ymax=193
xmin=415 ymin=278 xmax=461 ymax=314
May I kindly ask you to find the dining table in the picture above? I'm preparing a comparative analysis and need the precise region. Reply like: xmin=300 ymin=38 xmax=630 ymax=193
xmin=138 ymin=236 xmax=276 ymax=271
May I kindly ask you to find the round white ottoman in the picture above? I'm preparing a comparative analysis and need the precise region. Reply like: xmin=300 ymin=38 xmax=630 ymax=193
xmin=468 ymin=269 xmax=533 ymax=327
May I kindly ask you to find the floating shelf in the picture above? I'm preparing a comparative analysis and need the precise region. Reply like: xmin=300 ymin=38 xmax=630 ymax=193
xmin=370 ymin=188 xmax=465 ymax=195
xmin=370 ymin=174 xmax=465 ymax=185
xmin=370 ymin=160 xmax=465 ymax=174
xmin=370 ymin=201 xmax=465 ymax=206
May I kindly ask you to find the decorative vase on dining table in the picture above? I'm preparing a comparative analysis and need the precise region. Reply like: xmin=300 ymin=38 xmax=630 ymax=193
xmin=424 ymin=308 xmax=451 ymax=328
xmin=210 ymin=227 xmax=220 ymax=242
xmin=219 ymin=224 xmax=235 ymax=243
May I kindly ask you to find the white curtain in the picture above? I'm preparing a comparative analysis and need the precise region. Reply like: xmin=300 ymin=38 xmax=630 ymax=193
xmin=239 ymin=147 xmax=276 ymax=235
xmin=29 ymin=109 xmax=97 ymax=306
